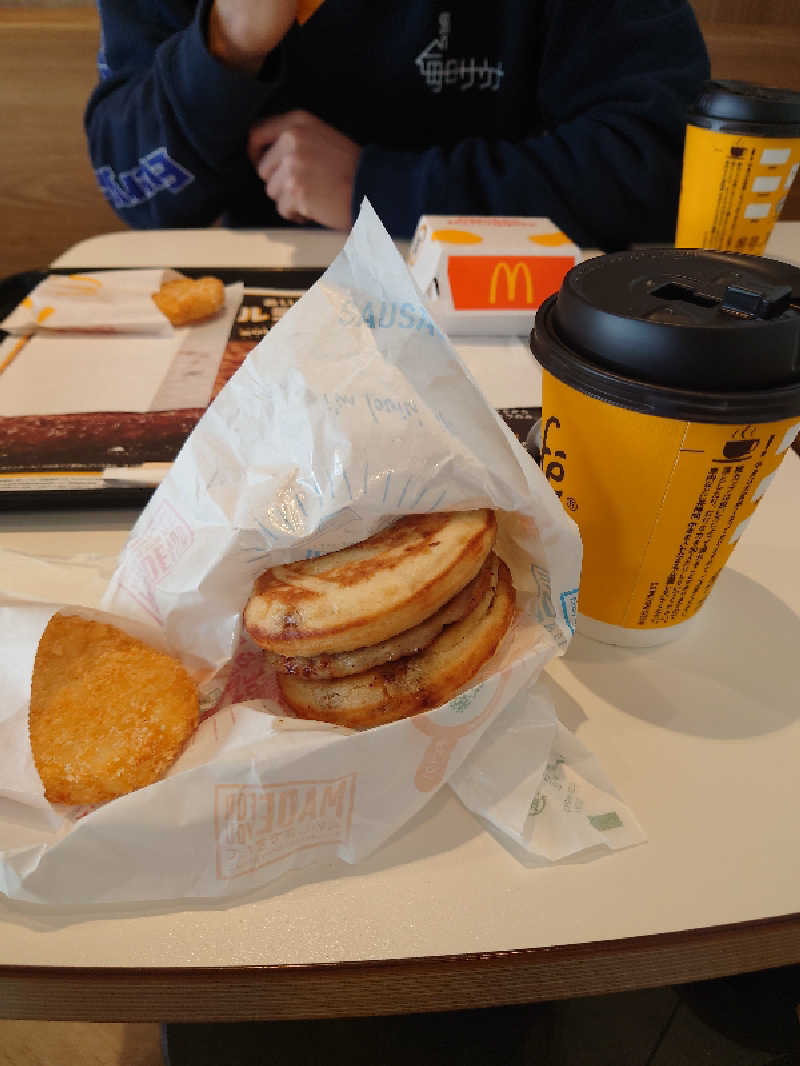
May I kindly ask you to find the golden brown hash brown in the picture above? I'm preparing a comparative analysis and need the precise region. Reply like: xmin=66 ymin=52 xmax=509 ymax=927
xmin=151 ymin=275 xmax=225 ymax=326
xmin=29 ymin=614 xmax=198 ymax=806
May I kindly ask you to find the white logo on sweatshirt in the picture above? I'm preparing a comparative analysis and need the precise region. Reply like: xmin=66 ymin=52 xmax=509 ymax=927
xmin=415 ymin=12 xmax=504 ymax=94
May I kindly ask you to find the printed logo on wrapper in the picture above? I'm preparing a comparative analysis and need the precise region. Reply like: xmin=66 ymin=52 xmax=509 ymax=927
xmin=199 ymin=634 xmax=284 ymax=722
xmin=412 ymin=674 xmax=510 ymax=793
xmin=118 ymin=500 xmax=193 ymax=621
xmin=560 ymin=588 xmax=578 ymax=634
xmin=215 ymin=774 xmax=357 ymax=879
xmin=530 ymin=564 xmax=574 ymax=646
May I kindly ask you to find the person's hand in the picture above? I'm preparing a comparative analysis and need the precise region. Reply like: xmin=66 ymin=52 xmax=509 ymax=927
xmin=208 ymin=0 xmax=298 ymax=75
xmin=248 ymin=110 xmax=360 ymax=229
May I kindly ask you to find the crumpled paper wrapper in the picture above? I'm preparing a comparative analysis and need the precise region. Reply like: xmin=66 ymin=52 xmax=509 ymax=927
xmin=0 ymin=201 xmax=645 ymax=905
xmin=0 ymin=268 xmax=240 ymax=336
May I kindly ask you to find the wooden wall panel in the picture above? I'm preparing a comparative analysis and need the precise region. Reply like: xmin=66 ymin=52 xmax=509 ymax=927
xmin=692 ymin=1 xmax=800 ymax=27
xmin=0 ymin=9 xmax=123 ymax=277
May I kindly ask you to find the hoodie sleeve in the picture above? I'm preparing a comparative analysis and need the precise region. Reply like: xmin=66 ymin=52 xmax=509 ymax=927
xmin=84 ymin=0 xmax=287 ymax=228
xmin=353 ymin=0 xmax=710 ymax=249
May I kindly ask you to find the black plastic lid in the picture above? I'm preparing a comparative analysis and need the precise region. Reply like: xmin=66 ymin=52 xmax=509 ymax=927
xmin=688 ymin=79 xmax=800 ymax=135
xmin=531 ymin=248 xmax=800 ymax=424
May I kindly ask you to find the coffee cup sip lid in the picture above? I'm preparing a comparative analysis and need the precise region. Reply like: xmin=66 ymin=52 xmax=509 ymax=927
xmin=688 ymin=79 xmax=800 ymax=134
xmin=532 ymin=248 xmax=800 ymax=423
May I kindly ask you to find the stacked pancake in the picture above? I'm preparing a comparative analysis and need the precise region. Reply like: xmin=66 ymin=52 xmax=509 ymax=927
xmin=244 ymin=509 xmax=515 ymax=729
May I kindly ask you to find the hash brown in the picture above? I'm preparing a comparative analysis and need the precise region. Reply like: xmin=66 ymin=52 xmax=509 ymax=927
xmin=152 ymin=275 xmax=225 ymax=327
xmin=29 ymin=613 xmax=198 ymax=806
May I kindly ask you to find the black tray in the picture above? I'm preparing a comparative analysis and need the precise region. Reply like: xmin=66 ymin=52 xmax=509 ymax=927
xmin=0 ymin=267 xmax=324 ymax=511
xmin=0 ymin=267 xmax=542 ymax=511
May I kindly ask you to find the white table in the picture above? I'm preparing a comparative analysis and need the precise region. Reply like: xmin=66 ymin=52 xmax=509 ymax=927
xmin=48 ymin=219 xmax=800 ymax=269
xmin=0 ymin=225 xmax=798 ymax=1022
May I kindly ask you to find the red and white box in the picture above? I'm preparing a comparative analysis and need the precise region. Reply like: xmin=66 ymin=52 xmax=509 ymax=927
xmin=407 ymin=215 xmax=581 ymax=336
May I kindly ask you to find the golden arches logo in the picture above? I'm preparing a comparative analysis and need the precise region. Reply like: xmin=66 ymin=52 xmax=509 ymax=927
xmin=448 ymin=254 xmax=572 ymax=311
xmin=488 ymin=261 xmax=534 ymax=306
xmin=68 ymin=274 xmax=103 ymax=289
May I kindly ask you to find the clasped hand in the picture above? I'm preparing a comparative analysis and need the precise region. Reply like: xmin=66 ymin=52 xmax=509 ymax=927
xmin=248 ymin=110 xmax=360 ymax=230
xmin=209 ymin=1 xmax=360 ymax=229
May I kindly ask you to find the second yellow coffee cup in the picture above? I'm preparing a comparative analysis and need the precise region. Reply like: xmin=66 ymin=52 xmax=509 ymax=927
xmin=676 ymin=80 xmax=800 ymax=255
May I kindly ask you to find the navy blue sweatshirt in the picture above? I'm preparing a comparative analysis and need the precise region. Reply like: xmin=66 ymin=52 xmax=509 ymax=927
xmin=85 ymin=0 xmax=710 ymax=249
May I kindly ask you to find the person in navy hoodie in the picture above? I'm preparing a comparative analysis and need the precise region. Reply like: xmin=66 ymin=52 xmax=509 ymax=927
xmin=85 ymin=0 xmax=710 ymax=250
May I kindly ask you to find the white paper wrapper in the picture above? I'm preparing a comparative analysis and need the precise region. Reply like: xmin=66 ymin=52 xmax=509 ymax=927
xmin=0 ymin=202 xmax=645 ymax=905
xmin=0 ymin=271 xmax=244 ymax=416
xmin=1 ymin=269 xmax=179 ymax=334
xmin=1 ymin=268 xmax=243 ymax=347
xmin=450 ymin=681 xmax=647 ymax=860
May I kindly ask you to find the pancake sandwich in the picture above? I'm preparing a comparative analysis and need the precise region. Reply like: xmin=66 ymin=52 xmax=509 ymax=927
xmin=244 ymin=509 xmax=516 ymax=729
xmin=29 ymin=613 xmax=198 ymax=806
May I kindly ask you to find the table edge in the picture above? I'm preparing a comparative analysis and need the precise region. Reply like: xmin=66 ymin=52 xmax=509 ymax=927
xmin=1 ymin=911 xmax=798 ymax=1021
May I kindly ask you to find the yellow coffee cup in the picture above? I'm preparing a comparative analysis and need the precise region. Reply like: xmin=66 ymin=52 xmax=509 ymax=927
xmin=532 ymin=249 xmax=800 ymax=646
xmin=676 ymin=80 xmax=800 ymax=255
